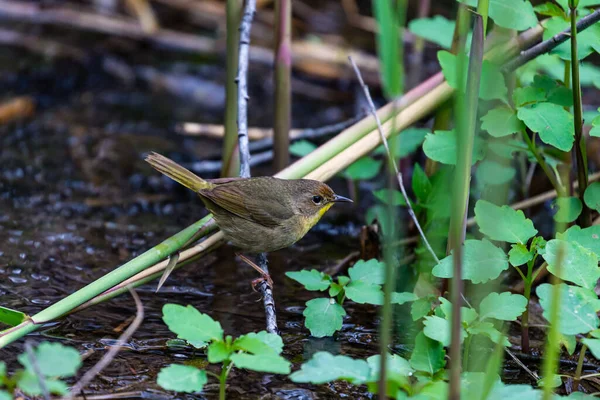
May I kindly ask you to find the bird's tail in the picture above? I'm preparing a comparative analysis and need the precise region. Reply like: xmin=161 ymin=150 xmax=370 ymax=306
xmin=145 ymin=152 xmax=211 ymax=192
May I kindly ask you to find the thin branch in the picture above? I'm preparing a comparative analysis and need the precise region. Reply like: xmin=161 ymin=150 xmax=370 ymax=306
xmin=235 ymin=0 xmax=278 ymax=334
xmin=503 ymin=8 xmax=600 ymax=72
xmin=25 ymin=341 xmax=51 ymax=400
xmin=66 ymin=287 xmax=144 ymax=399
xmin=348 ymin=56 xmax=440 ymax=264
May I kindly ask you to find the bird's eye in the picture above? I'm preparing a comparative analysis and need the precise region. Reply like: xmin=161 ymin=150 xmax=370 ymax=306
xmin=312 ymin=195 xmax=323 ymax=204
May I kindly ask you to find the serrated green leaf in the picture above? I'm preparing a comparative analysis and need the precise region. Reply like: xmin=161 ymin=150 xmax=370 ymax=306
xmin=17 ymin=342 xmax=81 ymax=378
xmin=423 ymin=130 xmax=485 ymax=165
xmin=423 ymin=316 xmax=456 ymax=346
xmin=304 ymin=298 xmax=346 ymax=337
xmin=513 ymin=86 xmax=546 ymax=107
xmin=391 ymin=292 xmax=418 ymax=304
xmin=508 ymin=243 xmax=534 ymax=266
xmin=438 ymin=298 xmax=478 ymax=325
xmin=157 ymin=364 xmax=206 ymax=393
xmin=481 ymin=106 xmax=524 ymax=137
xmin=552 ymin=196 xmax=583 ymax=223
xmin=245 ymin=331 xmax=284 ymax=354
xmin=162 ymin=304 xmax=223 ymax=345
xmin=582 ymin=338 xmax=600 ymax=360
xmin=373 ymin=188 xmax=407 ymax=206
xmin=231 ymin=353 xmax=291 ymax=374
xmin=17 ymin=372 xmax=69 ymax=396
xmin=345 ymin=281 xmax=384 ymax=305
xmin=410 ymin=332 xmax=445 ymax=375
xmin=343 ymin=157 xmax=382 ymax=180
xmin=557 ymin=225 xmax=600 ymax=257
xmin=517 ymin=102 xmax=574 ymax=151
xmin=290 ymin=352 xmax=370 ymax=384
xmin=348 ymin=259 xmax=385 ymax=285
xmin=367 ymin=354 xmax=413 ymax=382
xmin=590 ymin=114 xmax=600 ymax=137
xmin=460 ymin=0 xmax=538 ymax=30
xmin=432 ymin=239 xmax=509 ymax=284
xmin=467 ymin=322 xmax=510 ymax=347
xmin=438 ymin=51 xmax=507 ymax=101
xmin=543 ymin=239 xmax=600 ymax=289
xmin=289 ymin=140 xmax=317 ymax=157
xmin=560 ymin=334 xmax=577 ymax=355
xmin=584 ymin=182 xmax=600 ymax=211
xmin=285 ymin=269 xmax=331 ymax=291
xmin=542 ymin=15 xmax=600 ymax=60
xmin=408 ymin=16 xmax=455 ymax=49
xmin=487 ymin=138 xmax=530 ymax=159
xmin=534 ymin=2 xmax=567 ymax=17
xmin=329 ymin=283 xmax=342 ymax=297
xmin=207 ymin=341 xmax=230 ymax=363
xmin=537 ymin=283 xmax=600 ymax=335
xmin=233 ymin=335 xmax=275 ymax=356
xmin=474 ymin=200 xmax=538 ymax=244
xmin=411 ymin=297 xmax=432 ymax=321
xmin=479 ymin=292 xmax=527 ymax=321
xmin=412 ymin=163 xmax=432 ymax=202
xmin=475 ymin=160 xmax=515 ymax=186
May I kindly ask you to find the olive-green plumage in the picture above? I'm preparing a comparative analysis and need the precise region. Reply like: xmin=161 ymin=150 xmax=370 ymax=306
xmin=146 ymin=152 xmax=351 ymax=252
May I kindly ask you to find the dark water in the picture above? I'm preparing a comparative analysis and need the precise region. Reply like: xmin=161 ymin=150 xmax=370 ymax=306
xmin=0 ymin=45 xmax=382 ymax=399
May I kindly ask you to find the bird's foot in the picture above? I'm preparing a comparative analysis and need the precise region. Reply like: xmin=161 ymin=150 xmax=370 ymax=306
xmin=251 ymin=274 xmax=274 ymax=292
xmin=237 ymin=253 xmax=274 ymax=290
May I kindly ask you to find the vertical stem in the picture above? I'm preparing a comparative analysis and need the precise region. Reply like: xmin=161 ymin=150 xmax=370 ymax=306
xmin=221 ymin=0 xmax=241 ymax=177
xmin=273 ymin=0 xmax=291 ymax=171
xmin=476 ymin=0 xmax=490 ymax=34
xmin=521 ymin=261 xmax=533 ymax=354
xmin=219 ymin=361 xmax=231 ymax=400
xmin=569 ymin=3 xmax=590 ymax=227
xmin=574 ymin=343 xmax=588 ymax=390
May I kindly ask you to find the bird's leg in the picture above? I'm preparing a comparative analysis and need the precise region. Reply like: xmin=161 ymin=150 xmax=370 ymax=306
xmin=236 ymin=253 xmax=274 ymax=289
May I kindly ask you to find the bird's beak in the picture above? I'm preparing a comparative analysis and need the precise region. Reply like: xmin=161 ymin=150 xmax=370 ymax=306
xmin=333 ymin=194 xmax=353 ymax=203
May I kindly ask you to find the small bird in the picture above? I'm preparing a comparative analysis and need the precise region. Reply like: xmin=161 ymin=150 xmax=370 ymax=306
xmin=146 ymin=153 xmax=352 ymax=283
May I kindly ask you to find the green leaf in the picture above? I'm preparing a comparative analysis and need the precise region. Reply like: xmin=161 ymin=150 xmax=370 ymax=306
xmin=0 ymin=361 xmax=5 ymax=379
xmin=157 ymin=364 xmax=207 ymax=393
xmin=582 ymin=338 xmax=600 ymax=360
xmin=408 ymin=16 xmax=455 ymax=49
xmin=285 ymin=269 xmax=331 ymax=291
xmin=517 ymin=102 xmax=575 ymax=151
xmin=513 ymin=86 xmax=546 ymax=107
xmin=367 ymin=354 xmax=413 ymax=381
xmin=289 ymin=352 xmax=370 ymax=384
xmin=0 ymin=306 xmax=27 ymax=327
xmin=304 ymin=298 xmax=346 ymax=337
xmin=17 ymin=372 xmax=68 ymax=396
xmin=508 ymin=243 xmax=534 ymax=266
xmin=584 ymin=182 xmax=600 ymax=211
xmin=487 ymin=138 xmax=530 ymax=159
xmin=479 ymin=292 xmax=527 ymax=321
xmin=467 ymin=322 xmax=510 ymax=346
xmin=546 ymin=86 xmax=573 ymax=107
xmin=409 ymin=332 xmax=445 ymax=375
xmin=560 ymin=334 xmax=577 ymax=355
xmin=207 ymin=341 xmax=230 ymax=363
xmin=244 ymin=331 xmax=284 ymax=354
xmin=162 ymin=304 xmax=223 ymax=346
xmin=348 ymin=259 xmax=385 ymax=285
xmin=411 ymin=297 xmax=432 ymax=321
xmin=542 ymin=15 xmax=600 ymax=60
xmin=438 ymin=298 xmax=478 ymax=325
xmin=475 ymin=160 xmax=516 ymax=186
xmin=438 ymin=51 xmax=507 ymax=101
xmin=537 ymin=283 xmax=600 ymax=335
xmin=423 ymin=130 xmax=485 ymax=165
xmin=233 ymin=335 xmax=277 ymax=356
xmin=423 ymin=316 xmax=455 ymax=346
xmin=557 ymin=225 xmax=600 ymax=257
xmin=329 ymin=283 xmax=342 ymax=297
xmin=552 ymin=196 xmax=583 ymax=223
xmin=474 ymin=200 xmax=538 ymax=244
xmin=481 ymin=106 xmax=524 ymax=138
xmin=412 ymin=163 xmax=432 ymax=202
xmin=17 ymin=342 xmax=81 ymax=378
xmin=590 ymin=114 xmax=600 ymax=138
xmin=231 ymin=353 xmax=291 ymax=374
xmin=343 ymin=157 xmax=382 ymax=180
xmin=543 ymin=239 xmax=600 ymax=289
xmin=373 ymin=188 xmax=407 ymax=206
xmin=372 ymin=0 xmax=402 ymax=98
xmin=345 ymin=281 xmax=384 ymax=305
xmin=460 ymin=0 xmax=538 ymax=30
xmin=432 ymin=239 xmax=509 ymax=284
xmin=0 ymin=391 xmax=10 ymax=400
xmin=534 ymin=2 xmax=567 ymax=17
xmin=391 ymin=292 xmax=418 ymax=304
xmin=374 ymin=127 xmax=429 ymax=159
xmin=556 ymin=0 xmax=600 ymax=10
xmin=289 ymin=140 xmax=317 ymax=157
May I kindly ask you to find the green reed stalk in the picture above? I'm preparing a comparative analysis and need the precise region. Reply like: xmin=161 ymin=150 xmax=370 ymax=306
xmin=273 ymin=0 xmax=292 ymax=171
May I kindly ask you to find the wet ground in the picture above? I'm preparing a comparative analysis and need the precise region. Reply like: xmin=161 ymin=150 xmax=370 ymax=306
xmin=0 ymin=45 xmax=389 ymax=399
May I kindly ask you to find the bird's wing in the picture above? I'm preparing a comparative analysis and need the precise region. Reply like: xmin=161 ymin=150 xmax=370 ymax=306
xmin=199 ymin=182 xmax=294 ymax=227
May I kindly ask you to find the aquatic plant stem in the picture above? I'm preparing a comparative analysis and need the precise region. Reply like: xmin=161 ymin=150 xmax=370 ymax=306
xmin=219 ymin=360 xmax=234 ymax=400
xmin=221 ymin=0 xmax=241 ymax=177
xmin=521 ymin=130 xmax=565 ymax=197
xmin=521 ymin=259 xmax=535 ymax=353
xmin=273 ymin=0 xmax=291 ymax=170
xmin=569 ymin=3 xmax=590 ymax=228
xmin=235 ymin=0 xmax=278 ymax=335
